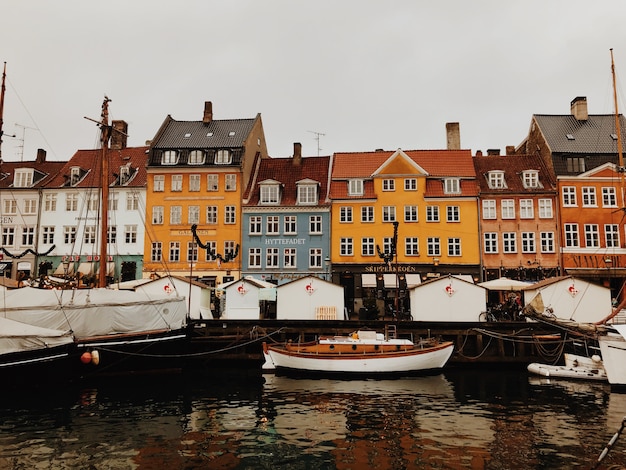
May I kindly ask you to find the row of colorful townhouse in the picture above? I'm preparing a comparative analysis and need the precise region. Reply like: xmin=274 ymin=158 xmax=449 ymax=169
xmin=1 ymin=97 xmax=625 ymax=311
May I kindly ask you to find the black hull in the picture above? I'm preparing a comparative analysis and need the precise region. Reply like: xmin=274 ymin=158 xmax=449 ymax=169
xmin=0 ymin=344 xmax=80 ymax=389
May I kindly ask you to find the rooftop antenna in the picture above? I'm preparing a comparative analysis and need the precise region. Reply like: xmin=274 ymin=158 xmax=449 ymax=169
xmin=307 ymin=130 xmax=325 ymax=156
xmin=14 ymin=123 xmax=37 ymax=161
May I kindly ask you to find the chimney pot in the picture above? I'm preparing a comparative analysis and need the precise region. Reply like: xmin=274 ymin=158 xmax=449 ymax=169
xmin=446 ymin=122 xmax=461 ymax=150
xmin=203 ymin=101 xmax=213 ymax=125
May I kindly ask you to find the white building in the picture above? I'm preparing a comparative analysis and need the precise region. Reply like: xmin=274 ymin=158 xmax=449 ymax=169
xmin=276 ymin=275 xmax=345 ymax=320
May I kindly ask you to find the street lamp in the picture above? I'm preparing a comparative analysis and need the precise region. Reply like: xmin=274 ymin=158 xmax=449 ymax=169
xmin=324 ymin=256 xmax=331 ymax=281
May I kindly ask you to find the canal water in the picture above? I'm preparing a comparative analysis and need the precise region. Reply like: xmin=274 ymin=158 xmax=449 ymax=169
xmin=0 ymin=367 xmax=624 ymax=469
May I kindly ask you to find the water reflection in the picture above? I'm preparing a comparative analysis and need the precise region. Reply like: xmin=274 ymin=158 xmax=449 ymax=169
xmin=0 ymin=369 xmax=624 ymax=469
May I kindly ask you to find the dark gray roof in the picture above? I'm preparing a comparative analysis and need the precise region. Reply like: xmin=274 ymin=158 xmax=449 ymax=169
xmin=534 ymin=114 xmax=626 ymax=154
xmin=152 ymin=118 xmax=256 ymax=149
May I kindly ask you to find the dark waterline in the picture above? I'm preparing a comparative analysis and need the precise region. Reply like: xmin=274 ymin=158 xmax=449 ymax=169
xmin=0 ymin=367 xmax=625 ymax=469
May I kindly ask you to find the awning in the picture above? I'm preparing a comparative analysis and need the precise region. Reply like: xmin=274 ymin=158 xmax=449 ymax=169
xmin=77 ymin=262 xmax=96 ymax=275
xmin=383 ymin=274 xmax=399 ymax=288
xmin=96 ymin=262 xmax=115 ymax=276
xmin=53 ymin=262 xmax=74 ymax=275
xmin=405 ymin=274 xmax=421 ymax=287
xmin=361 ymin=273 xmax=377 ymax=288
xmin=0 ymin=262 xmax=10 ymax=273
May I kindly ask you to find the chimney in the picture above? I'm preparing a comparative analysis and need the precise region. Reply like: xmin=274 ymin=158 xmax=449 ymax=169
xmin=476 ymin=150 xmax=483 ymax=157
xmin=487 ymin=149 xmax=500 ymax=156
xmin=111 ymin=120 xmax=128 ymax=150
xmin=293 ymin=142 xmax=302 ymax=166
xmin=571 ymin=96 xmax=588 ymax=121
xmin=203 ymin=101 xmax=213 ymax=125
xmin=506 ymin=146 xmax=515 ymax=155
xmin=36 ymin=148 xmax=46 ymax=163
xmin=446 ymin=122 xmax=461 ymax=150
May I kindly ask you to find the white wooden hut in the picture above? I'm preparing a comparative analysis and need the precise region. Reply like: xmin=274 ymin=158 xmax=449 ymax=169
xmin=276 ymin=275 xmax=345 ymax=320
xmin=522 ymin=276 xmax=612 ymax=324
xmin=218 ymin=276 xmax=276 ymax=320
xmin=131 ymin=275 xmax=214 ymax=320
xmin=409 ymin=274 xmax=486 ymax=322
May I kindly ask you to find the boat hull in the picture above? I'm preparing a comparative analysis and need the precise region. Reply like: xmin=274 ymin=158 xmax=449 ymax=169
xmin=598 ymin=327 xmax=626 ymax=387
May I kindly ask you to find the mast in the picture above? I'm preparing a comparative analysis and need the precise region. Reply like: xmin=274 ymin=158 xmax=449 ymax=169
xmin=0 ymin=62 xmax=6 ymax=162
xmin=610 ymin=49 xmax=625 ymax=209
xmin=98 ymin=97 xmax=112 ymax=287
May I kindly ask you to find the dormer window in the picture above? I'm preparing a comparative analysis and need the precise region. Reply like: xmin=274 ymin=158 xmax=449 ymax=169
xmin=188 ymin=150 xmax=205 ymax=165
xmin=119 ymin=165 xmax=131 ymax=185
xmin=443 ymin=178 xmax=460 ymax=194
xmin=162 ymin=150 xmax=179 ymax=165
xmin=70 ymin=167 xmax=82 ymax=186
xmin=260 ymin=182 xmax=280 ymax=204
xmin=14 ymin=169 xmax=34 ymax=188
xmin=348 ymin=179 xmax=364 ymax=196
xmin=487 ymin=171 xmax=506 ymax=189
xmin=215 ymin=149 xmax=232 ymax=164
xmin=522 ymin=170 xmax=541 ymax=189
xmin=297 ymin=182 xmax=318 ymax=205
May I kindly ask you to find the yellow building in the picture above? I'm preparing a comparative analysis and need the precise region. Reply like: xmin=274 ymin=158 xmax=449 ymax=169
xmin=143 ymin=101 xmax=268 ymax=287
xmin=329 ymin=148 xmax=479 ymax=315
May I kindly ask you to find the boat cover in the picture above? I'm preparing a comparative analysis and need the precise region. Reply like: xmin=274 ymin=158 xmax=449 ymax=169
xmin=0 ymin=316 xmax=74 ymax=355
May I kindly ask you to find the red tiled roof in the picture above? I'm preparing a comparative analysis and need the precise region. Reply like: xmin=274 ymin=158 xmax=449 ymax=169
xmin=0 ymin=159 xmax=66 ymax=189
xmin=425 ymin=179 xmax=479 ymax=198
xmin=473 ymin=153 xmax=556 ymax=194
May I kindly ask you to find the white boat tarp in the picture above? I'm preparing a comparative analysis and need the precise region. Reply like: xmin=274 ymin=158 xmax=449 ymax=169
xmin=0 ymin=287 xmax=187 ymax=340
xmin=0 ymin=316 xmax=74 ymax=356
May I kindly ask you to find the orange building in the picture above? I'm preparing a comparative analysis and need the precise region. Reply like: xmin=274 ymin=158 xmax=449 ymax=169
xmin=143 ymin=101 xmax=268 ymax=287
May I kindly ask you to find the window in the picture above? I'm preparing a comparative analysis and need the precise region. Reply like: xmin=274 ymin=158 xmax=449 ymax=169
xmin=482 ymin=200 xmax=496 ymax=219
xmin=88 ymin=195 xmax=99 ymax=212
xmin=266 ymin=216 xmax=279 ymax=234
xmin=448 ymin=238 xmax=461 ymax=256
xmin=42 ymin=226 xmax=55 ymax=244
xmin=538 ymin=199 xmax=553 ymax=218
xmin=43 ymin=194 xmax=57 ymax=211
xmin=249 ymin=248 xmax=262 ymax=268
xmin=519 ymin=199 xmax=534 ymax=219
xmin=541 ymin=232 xmax=555 ymax=253
xmin=361 ymin=206 xmax=375 ymax=223
xmin=340 ymin=206 xmax=353 ymax=223
xmin=21 ymin=227 xmax=35 ymax=246
xmin=206 ymin=206 xmax=218 ymax=224
xmin=266 ymin=248 xmax=279 ymax=268
xmin=108 ymin=226 xmax=117 ymax=244
xmin=170 ymin=206 xmax=182 ymax=225
xmin=566 ymin=157 xmax=585 ymax=173
xmin=487 ymin=171 xmax=506 ymax=189
xmin=260 ymin=184 xmax=280 ymax=204
xmin=348 ymin=179 xmax=364 ymax=196
xmin=501 ymin=200 xmax=515 ymax=219
xmin=606 ymin=224 xmax=620 ymax=248
xmin=122 ymin=225 xmax=136 ymax=244
xmin=63 ymin=226 xmax=76 ymax=245
xmin=383 ymin=237 xmax=394 ymax=255
xmin=162 ymin=150 xmax=178 ymax=165
xmin=224 ymin=241 xmax=236 ymax=259
xmin=215 ymin=150 xmax=231 ymax=164
xmin=562 ymin=187 xmax=577 ymax=206
xmin=584 ymin=224 xmax=599 ymax=247
xmin=188 ymin=150 xmax=205 ymax=165
xmin=309 ymin=215 xmax=322 ymax=234
xmin=66 ymin=194 xmax=78 ymax=212
xmin=582 ymin=187 xmax=597 ymax=207
xmin=188 ymin=205 xmax=200 ymax=224
xmin=284 ymin=248 xmax=296 ymax=268
xmin=249 ymin=216 xmax=262 ymax=235
xmin=126 ymin=193 xmax=139 ymax=211
xmin=70 ymin=167 xmax=81 ymax=185
xmin=84 ymin=226 xmax=97 ymax=244
xmin=3 ymin=199 xmax=16 ymax=214
xmin=521 ymin=232 xmax=536 ymax=253
xmin=382 ymin=179 xmax=395 ymax=191
xmin=2 ymin=227 xmax=15 ymax=246
xmin=446 ymin=206 xmax=460 ymax=222
xmin=522 ymin=170 xmax=540 ymax=189
xmin=225 ymin=174 xmax=237 ymax=191
xmin=298 ymin=184 xmax=317 ymax=204
xmin=187 ymin=242 xmax=198 ymax=262
xmin=340 ymin=237 xmax=353 ymax=256
xmin=14 ymin=169 xmax=33 ymax=187
xmin=189 ymin=174 xmax=201 ymax=192
xmin=204 ymin=241 xmax=216 ymax=261
xmin=119 ymin=166 xmax=131 ymax=185
xmin=484 ymin=233 xmax=498 ymax=253
xmin=503 ymin=232 xmax=517 ymax=253
xmin=309 ymin=248 xmax=322 ymax=268
xmin=152 ymin=206 xmax=164 ymax=224
xmin=169 ymin=242 xmax=180 ymax=262
xmin=207 ymin=174 xmax=218 ymax=191
xmin=603 ymin=187 xmax=617 ymax=207
xmin=444 ymin=178 xmax=460 ymax=194
xmin=362 ymin=237 xmax=375 ymax=256
xmin=427 ymin=237 xmax=440 ymax=256
xmin=284 ymin=216 xmax=297 ymax=235
xmin=171 ymin=175 xmax=183 ymax=192
xmin=151 ymin=242 xmax=162 ymax=262
xmin=404 ymin=205 xmax=418 ymax=222
xmin=405 ymin=237 xmax=419 ymax=256
xmin=153 ymin=175 xmax=164 ymax=192
xmin=382 ymin=206 xmax=396 ymax=222
xmin=564 ymin=223 xmax=579 ymax=247
xmin=426 ymin=206 xmax=439 ymax=222
xmin=23 ymin=199 xmax=37 ymax=215
xmin=405 ymin=178 xmax=417 ymax=191
xmin=225 ymin=206 xmax=236 ymax=224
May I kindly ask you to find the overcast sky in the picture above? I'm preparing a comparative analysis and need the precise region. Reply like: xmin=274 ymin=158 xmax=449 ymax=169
xmin=2 ymin=1 xmax=626 ymax=162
